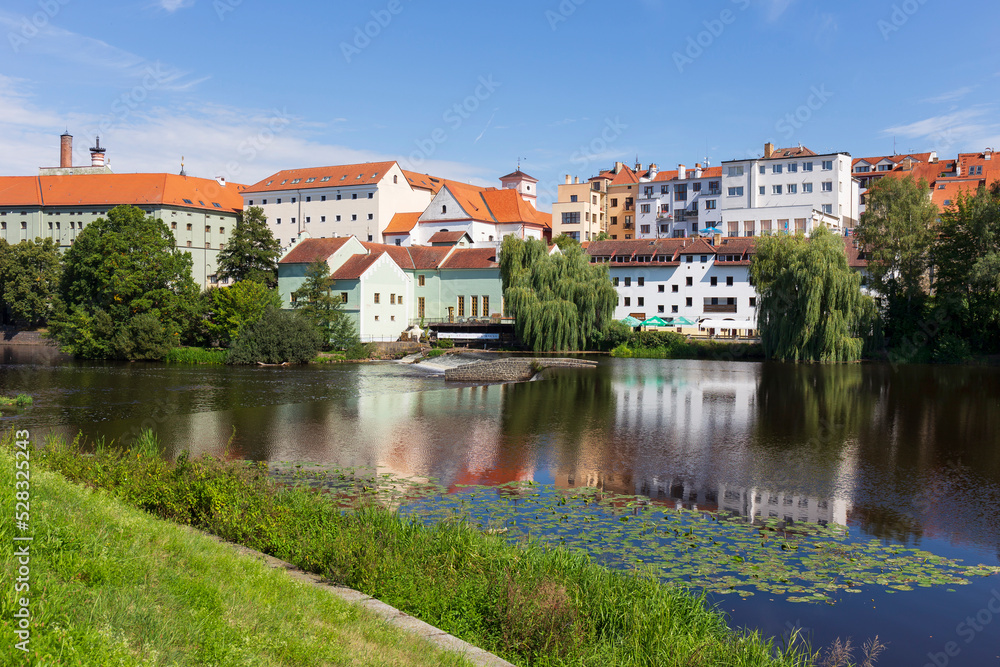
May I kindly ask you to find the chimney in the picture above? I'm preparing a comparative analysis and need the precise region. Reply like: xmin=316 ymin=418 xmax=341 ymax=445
xmin=764 ymin=142 xmax=775 ymax=159
xmin=89 ymin=136 xmax=106 ymax=168
xmin=695 ymin=163 xmax=703 ymax=178
xmin=216 ymin=177 xmax=227 ymax=187
xmin=635 ymin=162 xmax=643 ymax=172
xmin=678 ymin=164 xmax=687 ymax=180
xmin=985 ymin=148 xmax=993 ymax=160
xmin=565 ymin=174 xmax=572 ymax=184
xmin=574 ymin=176 xmax=579 ymax=184
xmin=713 ymin=233 xmax=722 ymax=246
xmin=615 ymin=161 xmax=624 ymax=173
xmin=649 ymin=164 xmax=658 ymax=180
xmin=60 ymin=132 xmax=73 ymax=168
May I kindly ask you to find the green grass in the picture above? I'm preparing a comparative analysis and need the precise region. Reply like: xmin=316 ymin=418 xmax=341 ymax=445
xmin=611 ymin=340 xmax=764 ymax=361
xmin=14 ymin=432 xmax=823 ymax=667
xmin=163 ymin=347 xmax=227 ymax=365
xmin=0 ymin=394 xmax=33 ymax=407
xmin=0 ymin=445 xmax=474 ymax=667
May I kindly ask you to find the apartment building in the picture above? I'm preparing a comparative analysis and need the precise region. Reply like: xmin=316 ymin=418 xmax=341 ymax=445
xmin=720 ymin=143 xmax=859 ymax=237
xmin=551 ymin=174 xmax=606 ymax=241
xmin=635 ymin=163 xmax=723 ymax=239
xmin=242 ymin=162 xmax=445 ymax=248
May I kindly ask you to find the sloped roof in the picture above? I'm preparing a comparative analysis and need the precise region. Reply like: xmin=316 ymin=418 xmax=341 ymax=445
xmin=0 ymin=177 xmax=41 ymax=206
xmin=407 ymin=245 xmax=452 ymax=269
xmin=441 ymin=247 xmax=499 ymax=269
xmin=427 ymin=231 xmax=469 ymax=244
xmin=766 ymin=146 xmax=818 ymax=159
xmin=279 ymin=237 xmax=354 ymax=264
xmin=384 ymin=212 xmax=421 ymax=234
xmin=609 ymin=165 xmax=639 ymax=186
xmin=331 ymin=253 xmax=382 ymax=280
xmin=499 ymin=169 xmax=538 ymax=182
xmin=932 ymin=179 xmax=979 ymax=209
xmin=481 ymin=188 xmax=551 ymax=228
xmin=401 ymin=170 xmax=446 ymax=193
xmin=360 ymin=242 xmax=415 ymax=269
xmin=245 ymin=162 xmax=397 ymax=193
xmin=26 ymin=174 xmax=245 ymax=212
xmin=676 ymin=238 xmax=717 ymax=255
xmin=442 ymin=181 xmax=496 ymax=222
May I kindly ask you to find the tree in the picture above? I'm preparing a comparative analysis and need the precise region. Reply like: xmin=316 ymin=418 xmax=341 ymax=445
xmin=291 ymin=260 xmax=359 ymax=350
xmin=216 ymin=206 xmax=283 ymax=288
xmin=933 ymin=182 xmax=1000 ymax=353
xmin=226 ymin=306 xmax=321 ymax=364
xmin=500 ymin=236 xmax=617 ymax=351
xmin=0 ymin=237 xmax=62 ymax=326
xmin=552 ymin=233 xmax=581 ymax=252
xmin=208 ymin=280 xmax=282 ymax=347
xmin=750 ymin=227 xmax=878 ymax=362
xmin=854 ymin=175 xmax=938 ymax=339
xmin=49 ymin=204 xmax=200 ymax=359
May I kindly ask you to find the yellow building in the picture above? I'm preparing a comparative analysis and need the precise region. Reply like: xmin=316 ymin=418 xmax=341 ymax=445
xmin=551 ymin=174 xmax=606 ymax=241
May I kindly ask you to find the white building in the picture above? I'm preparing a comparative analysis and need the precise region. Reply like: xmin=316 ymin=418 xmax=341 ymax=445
xmin=635 ymin=163 xmax=724 ymax=239
xmin=241 ymin=162 xmax=444 ymax=249
xmin=587 ymin=237 xmax=759 ymax=334
xmin=720 ymin=143 xmax=859 ymax=237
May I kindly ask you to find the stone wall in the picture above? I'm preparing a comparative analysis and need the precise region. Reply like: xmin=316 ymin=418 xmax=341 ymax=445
xmin=444 ymin=358 xmax=597 ymax=383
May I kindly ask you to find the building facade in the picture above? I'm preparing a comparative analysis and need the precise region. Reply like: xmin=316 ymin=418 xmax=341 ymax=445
xmin=550 ymin=174 xmax=606 ymax=241
xmin=634 ymin=164 xmax=723 ymax=239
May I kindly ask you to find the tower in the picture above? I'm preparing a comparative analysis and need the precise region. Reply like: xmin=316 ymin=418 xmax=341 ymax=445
xmin=89 ymin=137 xmax=107 ymax=168
xmin=499 ymin=167 xmax=538 ymax=205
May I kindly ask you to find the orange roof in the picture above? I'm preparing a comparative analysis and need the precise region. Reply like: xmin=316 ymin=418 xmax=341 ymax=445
xmin=406 ymin=245 xmax=451 ymax=269
xmin=331 ymin=253 xmax=381 ymax=280
xmin=765 ymin=145 xmax=818 ymax=159
xmin=245 ymin=162 xmax=397 ymax=194
xmin=279 ymin=237 xmax=354 ymax=264
xmin=932 ymin=180 xmax=979 ymax=209
xmin=401 ymin=170 xmax=446 ymax=193
xmin=26 ymin=173 xmax=245 ymax=212
xmin=427 ymin=231 xmax=469 ymax=244
xmin=609 ymin=165 xmax=639 ymax=186
xmin=384 ymin=212 xmax=420 ymax=235
xmin=481 ymin=188 xmax=550 ymax=228
xmin=676 ymin=238 xmax=717 ymax=255
xmin=0 ymin=177 xmax=41 ymax=206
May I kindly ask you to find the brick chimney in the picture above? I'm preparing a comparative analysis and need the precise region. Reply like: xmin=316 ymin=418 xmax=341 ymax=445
xmin=764 ymin=142 xmax=775 ymax=159
xmin=60 ymin=132 xmax=73 ymax=168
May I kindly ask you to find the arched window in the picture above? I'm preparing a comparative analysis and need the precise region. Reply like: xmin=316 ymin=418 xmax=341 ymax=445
xmin=441 ymin=205 xmax=447 ymax=214
xmin=393 ymin=175 xmax=398 ymax=184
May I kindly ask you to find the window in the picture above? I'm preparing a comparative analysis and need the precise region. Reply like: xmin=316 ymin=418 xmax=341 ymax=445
xmin=787 ymin=184 xmax=797 ymax=194
xmin=640 ymin=224 xmax=650 ymax=234
xmin=390 ymin=294 xmax=396 ymax=305
xmin=759 ymin=166 xmax=766 ymax=175
xmin=658 ymin=284 xmax=665 ymax=293
xmin=458 ymin=296 xmax=465 ymax=317
xmin=418 ymin=296 xmax=425 ymax=318
xmin=658 ymin=305 xmax=665 ymax=313
xmin=674 ymin=184 xmax=687 ymax=201
xmin=788 ymin=163 xmax=798 ymax=173
xmin=637 ymin=277 xmax=644 ymax=287
xmin=728 ymin=186 xmax=744 ymax=197
xmin=337 ymin=194 xmax=342 ymax=200
xmin=685 ymin=297 xmax=692 ymax=307
xmin=471 ymin=295 xmax=479 ymax=317
xmin=394 ymin=175 xmax=398 ymax=184
xmin=321 ymin=196 xmax=327 ymax=202
xmin=483 ymin=295 xmax=489 ymax=314
xmin=802 ymin=162 xmax=813 ymax=172
xmin=367 ymin=214 xmax=373 ymax=220
xmin=640 ymin=204 xmax=651 ymax=214
xmin=802 ymin=183 xmax=813 ymax=193
xmin=710 ymin=276 xmax=718 ymax=286
xmin=291 ymin=218 xmax=296 ymax=225
xmin=822 ymin=204 xmax=833 ymax=214
xmin=822 ymin=182 xmax=833 ymax=192
xmin=562 ymin=212 xmax=580 ymax=224
xmin=772 ymin=185 xmax=783 ymax=195
xmin=727 ymin=166 xmax=744 ymax=177
xmin=610 ymin=198 xmax=618 ymax=207
xmin=855 ymin=165 xmax=871 ymax=173
xmin=705 ymin=200 xmax=716 ymax=210
xmin=610 ymin=216 xmax=617 ymax=225
xmin=340 ymin=292 xmax=348 ymax=304
xmin=773 ymin=164 xmax=783 ymax=174
xmin=701 ymin=255 xmax=708 ymax=263
xmin=352 ymin=193 xmax=358 ymax=200
xmin=262 ymin=199 xmax=267 ymax=205
xmin=761 ymin=220 xmax=772 ymax=234
xmin=368 ymin=193 xmax=374 ymax=199
xmin=248 ymin=200 xmax=254 ymax=206
xmin=277 ymin=198 xmax=281 ymax=204
xmin=291 ymin=198 xmax=296 ymax=203
xmin=624 ymin=277 xmax=631 ymax=287
xmin=637 ymin=297 xmax=644 ymax=307
xmin=624 ymin=297 xmax=631 ymax=307
xmin=686 ymin=255 xmax=693 ymax=264
xmin=672 ymin=305 xmax=679 ymax=313
xmin=320 ymin=216 xmax=326 ymax=223
xmin=661 ymin=185 xmax=669 ymax=194
xmin=186 ymin=240 xmax=192 ymax=247
xmin=336 ymin=215 xmax=341 ymax=222
xmin=352 ymin=214 xmax=357 ymax=221
xmin=822 ymin=160 xmax=833 ymax=170
xmin=759 ymin=186 xmax=766 ymax=196
xmin=418 ymin=274 xmax=425 ymax=287
xmin=276 ymin=218 xmax=281 ymax=225
xmin=305 ymin=217 xmax=311 ymax=224
xmin=367 ymin=234 xmax=372 ymax=242
xmin=171 ymin=221 xmax=177 ymax=229
xmin=726 ymin=276 xmax=734 ymax=286
xmin=750 ymin=297 xmax=757 ymax=307
xmin=375 ymin=315 xmax=379 ymax=321
xmin=672 ymin=284 xmax=679 ymax=293
xmin=306 ymin=197 xmax=311 ymax=202
xmin=686 ymin=277 xmax=693 ymax=286
xmin=570 ymin=194 xmax=578 ymax=202
xmin=374 ymin=293 xmax=380 ymax=304
xmin=186 ymin=223 xmax=193 ymax=231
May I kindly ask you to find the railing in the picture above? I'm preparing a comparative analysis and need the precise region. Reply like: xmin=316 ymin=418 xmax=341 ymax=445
xmin=409 ymin=317 xmax=515 ymax=327
xmin=703 ymin=304 xmax=738 ymax=313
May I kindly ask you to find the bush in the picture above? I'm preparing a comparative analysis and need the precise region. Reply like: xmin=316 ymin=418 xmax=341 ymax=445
xmin=112 ymin=312 xmax=175 ymax=361
xmin=344 ymin=341 xmax=375 ymax=360
xmin=435 ymin=338 xmax=455 ymax=349
xmin=164 ymin=347 xmax=227 ymax=364
xmin=932 ymin=333 xmax=973 ymax=364
xmin=226 ymin=307 xmax=321 ymax=365
xmin=597 ymin=320 xmax=634 ymax=351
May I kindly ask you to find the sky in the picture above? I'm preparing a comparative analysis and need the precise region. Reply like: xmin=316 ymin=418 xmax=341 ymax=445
xmin=2 ymin=0 xmax=999 ymax=209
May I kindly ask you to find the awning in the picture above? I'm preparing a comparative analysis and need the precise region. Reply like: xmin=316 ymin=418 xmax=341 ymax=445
xmin=672 ymin=317 xmax=697 ymax=326
xmin=620 ymin=316 xmax=641 ymax=327
xmin=699 ymin=319 xmax=757 ymax=330
xmin=641 ymin=316 xmax=669 ymax=327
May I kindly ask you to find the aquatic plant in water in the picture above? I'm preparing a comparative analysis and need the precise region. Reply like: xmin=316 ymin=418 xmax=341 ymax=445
xmin=269 ymin=464 xmax=1000 ymax=604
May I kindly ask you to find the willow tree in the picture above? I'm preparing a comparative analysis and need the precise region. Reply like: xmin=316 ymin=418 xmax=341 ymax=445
xmin=500 ymin=236 xmax=616 ymax=351
xmin=750 ymin=227 xmax=878 ymax=362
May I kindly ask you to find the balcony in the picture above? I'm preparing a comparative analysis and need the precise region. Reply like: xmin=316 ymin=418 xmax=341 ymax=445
xmin=704 ymin=304 xmax=738 ymax=313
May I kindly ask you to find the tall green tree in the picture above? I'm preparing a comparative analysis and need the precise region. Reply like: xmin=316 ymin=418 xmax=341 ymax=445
xmin=500 ymin=236 xmax=616 ymax=351
xmin=292 ymin=260 xmax=358 ymax=350
xmin=0 ymin=237 xmax=62 ymax=326
xmin=216 ymin=206 xmax=283 ymax=288
xmin=750 ymin=227 xmax=878 ymax=362
xmin=208 ymin=280 xmax=282 ymax=347
xmin=933 ymin=182 xmax=1000 ymax=353
xmin=49 ymin=205 xmax=200 ymax=359
xmin=854 ymin=175 xmax=938 ymax=338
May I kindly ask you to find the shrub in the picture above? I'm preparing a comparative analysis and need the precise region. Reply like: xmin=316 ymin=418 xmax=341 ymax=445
xmin=112 ymin=312 xmax=175 ymax=361
xmin=344 ymin=342 xmax=375 ymax=360
xmin=435 ymin=338 xmax=455 ymax=349
xmin=164 ymin=347 xmax=227 ymax=364
xmin=226 ymin=306 xmax=321 ymax=365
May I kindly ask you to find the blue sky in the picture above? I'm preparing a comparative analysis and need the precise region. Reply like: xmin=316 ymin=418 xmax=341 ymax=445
xmin=2 ymin=0 xmax=999 ymax=208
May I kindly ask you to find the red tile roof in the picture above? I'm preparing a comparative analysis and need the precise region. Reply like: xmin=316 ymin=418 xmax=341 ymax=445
xmin=676 ymin=238 xmax=717 ymax=255
xmin=932 ymin=179 xmax=979 ymax=209
xmin=244 ymin=162 xmax=398 ymax=194
xmin=279 ymin=237 xmax=355 ymax=264
xmin=440 ymin=247 xmax=499 ymax=269
xmin=18 ymin=174 xmax=245 ymax=212
xmin=406 ymin=245 xmax=451 ymax=269
xmin=331 ymin=253 xmax=381 ymax=280
xmin=0 ymin=177 xmax=41 ymax=206
xmin=766 ymin=146 xmax=818 ymax=159
xmin=383 ymin=212 xmax=421 ymax=235
xmin=499 ymin=169 xmax=537 ymax=182
xmin=401 ymin=170 xmax=446 ymax=193
xmin=427 ymin=231 xmax=469 ymax=244
xmin=609 ymin=165 xmax=639 ymax=186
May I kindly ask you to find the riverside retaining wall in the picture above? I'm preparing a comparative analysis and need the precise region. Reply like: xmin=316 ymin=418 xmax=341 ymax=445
xmin=444 ymin=358 xmax=598 ymax=383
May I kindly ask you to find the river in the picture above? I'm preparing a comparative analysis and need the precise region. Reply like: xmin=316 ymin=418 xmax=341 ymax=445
xmin=3 ymin=345 xmax=999 ymax=666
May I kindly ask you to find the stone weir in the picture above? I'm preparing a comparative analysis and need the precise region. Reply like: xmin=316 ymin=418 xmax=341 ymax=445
xmin=444 ymin=358 xmax=598 ymax=383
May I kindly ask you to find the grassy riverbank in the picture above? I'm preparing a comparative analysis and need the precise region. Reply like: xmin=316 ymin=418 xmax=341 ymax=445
xmin=0 ymin=446 xmax=474 ymax=667
xmin=4 ymin=431 xmax=820 ymax=667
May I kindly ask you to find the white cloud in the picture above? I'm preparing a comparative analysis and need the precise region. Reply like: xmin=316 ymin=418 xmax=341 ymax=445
xmin=156 ymin=0 xmax=195 ymax=11
xmin=764 ymin=0 xmax=796 ymax=22
xmin=922 ymin=86 xmax=976 ymax=104
xmin=883 ymin=108 xmax=999 ymax=154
